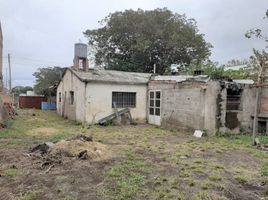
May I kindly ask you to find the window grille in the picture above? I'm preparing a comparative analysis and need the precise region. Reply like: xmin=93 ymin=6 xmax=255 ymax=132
xmin=112 ymin=92 xmax=136 ymax=108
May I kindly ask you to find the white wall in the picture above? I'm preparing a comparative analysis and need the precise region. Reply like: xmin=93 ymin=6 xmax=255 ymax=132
xmin=85 ymin=82 xmax=147 ymax=124
xmin=56 ymin=70 xmax=86 ymax=122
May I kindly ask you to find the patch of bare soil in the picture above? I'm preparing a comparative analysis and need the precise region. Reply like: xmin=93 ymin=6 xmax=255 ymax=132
xmin=0 ymin=135 xmax=116 ymax=200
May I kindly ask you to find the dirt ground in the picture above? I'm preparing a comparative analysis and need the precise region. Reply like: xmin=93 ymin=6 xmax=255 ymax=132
xmin=0 ymin=110 xmax=268 ymax=200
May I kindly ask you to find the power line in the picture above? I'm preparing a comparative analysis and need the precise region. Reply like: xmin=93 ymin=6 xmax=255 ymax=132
xmin=2 ymin=55 xmax=69 ymax=66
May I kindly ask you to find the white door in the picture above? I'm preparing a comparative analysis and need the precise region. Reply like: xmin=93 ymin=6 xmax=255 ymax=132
xmin=148 ymin=90 xmax=161 ymax=126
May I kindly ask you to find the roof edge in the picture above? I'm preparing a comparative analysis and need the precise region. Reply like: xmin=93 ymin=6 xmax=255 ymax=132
xmin=61 ymin=68 xmax=149 ymax=86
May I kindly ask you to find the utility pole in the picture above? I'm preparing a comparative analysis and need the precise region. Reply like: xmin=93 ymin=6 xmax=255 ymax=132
xmin=8 ymin=53 xmax=11 ymax=93
xmin=252 ymin=56 xmax=265 ymax=145
xmin=5 ymin=67 xmax=7 ymax=89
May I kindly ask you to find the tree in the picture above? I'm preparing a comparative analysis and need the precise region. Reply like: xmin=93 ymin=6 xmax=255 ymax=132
xmin=245 ymin=9 xmax=268 ymax=45
xmin=245 ymin=9 xmax=268 ymax=82
xmin=84 ymin=8 xmax=212 ymax=74
xmin=12 ymin=86 xmax=33 ymax=97
xmin=33 ymin=67 xmax=65 ymax=96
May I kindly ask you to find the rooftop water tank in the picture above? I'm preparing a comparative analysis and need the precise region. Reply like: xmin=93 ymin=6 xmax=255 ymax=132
xmin=74 ymin=43 xmax=88 ymax=58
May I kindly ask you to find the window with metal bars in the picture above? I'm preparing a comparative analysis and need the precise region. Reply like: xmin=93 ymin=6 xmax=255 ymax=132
xmin=112 ymin=92 xmax=136 ymax=108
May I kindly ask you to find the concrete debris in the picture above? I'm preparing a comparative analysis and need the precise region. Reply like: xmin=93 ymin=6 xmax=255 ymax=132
xmin=193 ymin=130 xmax=203 ymax=138
xmin=28 ymin=134 xmax=112 ymax=172
xmin=179 ymin=155 xmax=188 ymax=159
xmin=98 ymin=108 xmax=132 ymax=125
xmin=67 ymin=134 xmax=93 ymax=142
xmin=255 ymin=138 xmax=260 ymax=146
xmin=255 ymin=138 xmax=268 ymax=151
xmin=257 ymin=144 xmax=268 ymax=151
xmin=31 ymin=142 xmax=53 ymax=154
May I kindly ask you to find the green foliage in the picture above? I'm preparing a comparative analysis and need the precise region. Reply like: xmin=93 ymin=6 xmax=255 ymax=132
xmin=245 ymin=9 xmax=268 ymax=82
xmin=12 ymin=86 xmax=33 ymax=97
xmin=84 ymin=8 xmax=212 ymax=74
xmin=245 ymin=8 xmax=267 ymax=42
xmin=33 ymin=66 xmax=65 ymax=96
xmin=186 ymin=59 xmax=252 ymax=80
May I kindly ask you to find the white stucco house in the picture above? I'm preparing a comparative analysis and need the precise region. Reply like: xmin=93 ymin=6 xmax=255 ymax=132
xmin=57 ymin=67 xmax=151 ymax=124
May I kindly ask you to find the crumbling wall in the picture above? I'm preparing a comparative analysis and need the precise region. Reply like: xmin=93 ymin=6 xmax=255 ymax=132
xmin=204 ymin=81 xmax=223 ymax=133
xmin=148 ymin=79 xmax=268 ymax=135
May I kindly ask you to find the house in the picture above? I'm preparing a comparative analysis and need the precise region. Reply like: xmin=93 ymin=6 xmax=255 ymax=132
xmin=57 ymin=43 xmax=268 ymax=135
xmin=57 ymin=68 xmax=150 ymax=124
xmin=57 ymin=43 xmax=150 ymax=124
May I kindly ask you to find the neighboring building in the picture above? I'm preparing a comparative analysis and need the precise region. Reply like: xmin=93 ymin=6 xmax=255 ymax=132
xmin=224 ymin=64 xmax=248 ymax=71
xmin=57 ymin=68 xmax=150 ymax=123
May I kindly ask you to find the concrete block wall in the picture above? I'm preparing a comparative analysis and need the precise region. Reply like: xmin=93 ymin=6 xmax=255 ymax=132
xmin=149 ymin=81 xmax=220 ymax=134
xmin=161 ymin=86 xmax=206 ymax=131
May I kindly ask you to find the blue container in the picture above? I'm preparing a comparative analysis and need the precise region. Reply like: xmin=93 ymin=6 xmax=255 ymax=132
xmin=41 ymin=102 xmax=56 ymax=110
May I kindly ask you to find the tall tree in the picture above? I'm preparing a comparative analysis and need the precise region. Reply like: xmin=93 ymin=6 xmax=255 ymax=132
xmin=245 ymin=9 xmax=268 ymax=45
xmin=245 ymin=9 xmax=268 ymax=81
xmin=33 ymin=67 xmax=65 ymax=96
xmin=84 ymin=8 xmax=212 ymax=74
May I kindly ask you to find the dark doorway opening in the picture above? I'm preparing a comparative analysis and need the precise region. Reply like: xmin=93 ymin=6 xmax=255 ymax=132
xmin=225 ymin=86 xmax=242 ymax=129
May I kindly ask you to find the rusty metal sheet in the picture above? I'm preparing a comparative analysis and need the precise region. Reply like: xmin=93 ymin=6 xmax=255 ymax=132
xmin=19 ymin=96 xmax=47 ymax=109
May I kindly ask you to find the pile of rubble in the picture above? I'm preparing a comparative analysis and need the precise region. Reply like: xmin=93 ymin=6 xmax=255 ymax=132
xmin=28 ymin=134 xmax=111 ymax=172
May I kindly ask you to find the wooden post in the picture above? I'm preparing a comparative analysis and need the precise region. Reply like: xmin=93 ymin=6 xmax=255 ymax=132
xmin=113 ymin=102 xmax=120 ymax=124
xmin=8 ymin=54 xmax=11 ymax=93
xmin=252 ymin=56 xmax=265 ymax=145
xmin=252 ymin=87 xmax=260 ymax=145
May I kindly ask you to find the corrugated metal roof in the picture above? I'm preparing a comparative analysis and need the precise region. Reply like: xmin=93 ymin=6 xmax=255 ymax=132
xmin=70 ymin=68 xmax=151 ymax=84
xmin=224 ymin=64 xmax=247 ymax=71
xmin=233 ymin=79 xmax=254 ymax=84
xmin=151 ymin=75 xmax=210 ymax=83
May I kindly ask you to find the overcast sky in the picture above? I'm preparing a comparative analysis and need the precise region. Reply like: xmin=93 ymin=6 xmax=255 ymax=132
xmin=0 ymin=0 xmax=268 ymax=87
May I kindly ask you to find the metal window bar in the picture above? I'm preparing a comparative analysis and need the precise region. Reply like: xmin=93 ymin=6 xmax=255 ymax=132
xmin=112 ymin=92 xmax=136 ymax=108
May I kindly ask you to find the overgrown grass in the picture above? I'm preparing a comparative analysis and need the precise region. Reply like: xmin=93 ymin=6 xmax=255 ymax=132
xmin=4 ymin=168 xmax=18 ymax=177
xmin=99 ymin=150 xmax=151 ymax=200
xmin=1 ymin=109 xmax=268 ymax=199
xmin=0 ymin=110 xmax=85 ymax=146
xmin=18 ymin=190 xmax=43 ymax=200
